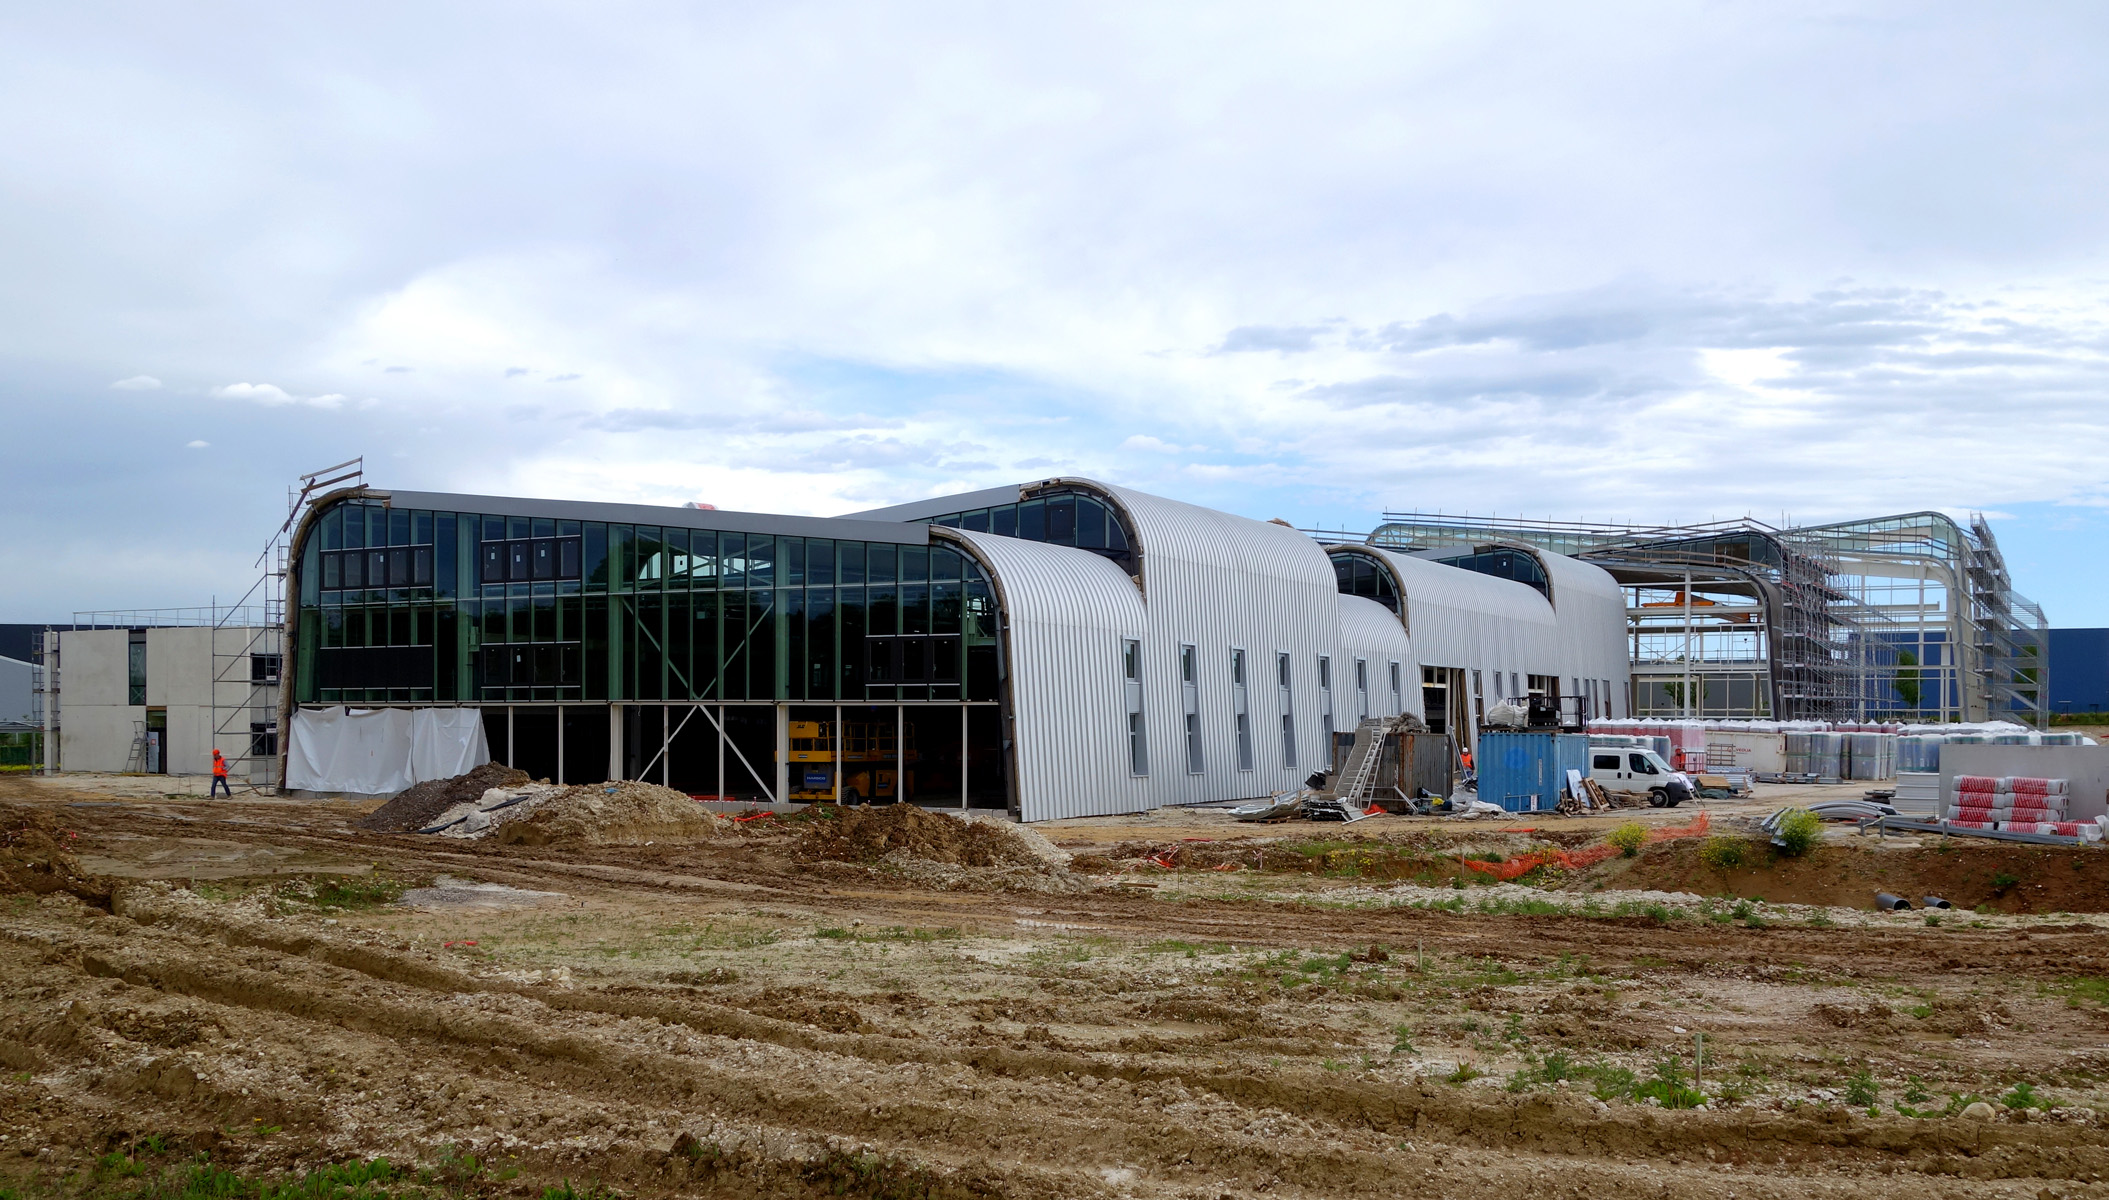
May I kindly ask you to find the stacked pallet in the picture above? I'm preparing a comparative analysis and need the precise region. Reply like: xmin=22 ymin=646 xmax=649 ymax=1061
xmin=1945 ymin=775 xmax=2104 ymax=841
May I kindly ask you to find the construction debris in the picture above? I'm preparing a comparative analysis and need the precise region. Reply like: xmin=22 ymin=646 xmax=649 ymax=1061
xmin=356 ymin=761 xmax=532 ymax=832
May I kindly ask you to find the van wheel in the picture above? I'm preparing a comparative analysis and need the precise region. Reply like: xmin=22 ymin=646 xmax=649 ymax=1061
xmin=842 ymin=788 xmax=862 ymax=807
xmin=1647 ymin=788 xmax=1669 ymax=808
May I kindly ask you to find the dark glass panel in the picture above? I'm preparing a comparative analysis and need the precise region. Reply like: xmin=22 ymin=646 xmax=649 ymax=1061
xmin=558 ymin=594 xmax=581 ymax=643
xmin=783 ymin=536 xmax=805 ymax=587
xmin=931 ymin=636 xmax=961 ymax=683
xmin=634 ymin=526 xmax=664 ymax=589
xmin=991 ymin=505 xmax=1016 ymax=537
xmin=866 ymin=542 xmax=896 ymax=584
xmin=508 ymin=541 xmax=530 ymax=582
xmin=532 ymin=539 xmax=555 ymax=580
xmin=692 ymin=590 xmax=720 ymax=699
xmin=667 ymin=591 xmax=692 ymax=697
xmin=435 ymin=514 xmax=458 ymax=598
xmin=688 ymin=529 xmax=718 ymax=588
xmin=963 ymin=509 xmax=989 ymax=533
xmin=368 ymin=550 xmax=388 ymax=588
xmin=838 ymin=541 xmax=865 ymax=584
xmin=746 ymin=535 xmax=776 ymax=588
xmin=901 ymin=583 xmax=930 ymax=635
xmin=559 ymin=643 xmax=580 ymax=688
xmin=838 ymin=586 xmax=866 ymax=693
xmin=583 ymin=523 xmax=609 ymax=590
xmin=934 ymin=514 xmax=960 ymax=528
xmin=508 ymin=516 xmax=530 ymax=540
xmin=663 ymin=528 xmax=689 ymax=588
xmin=558 ymin=538 xmax=580 ymax=579
xmin=806 ymin=588 xmax=835 ymax=700
xmin=389 ymin=547 xmax=411 ymax=586
xmin=1077 ymin=499 xmax=1107 ymax=549
xmin=900 ymin=545 xmax=928 ymax=585
xmin=557 ymin=519 xmax=580 ymax=537
xmin=931 ymin=546 xmax=961 ymax=582
xmin=322 ymin=553 xmax=342 ymax=590
xmin=1046 ymin=495 xmax=1076 ymax=545
xmin=412 ymin=510 xmax=433 ymax=544
xmin=1016 ymin=499 xmax=1044 ymax=540
xmin=342 ymin=551 xmax=364 ymax=589
xmin=509 ymin=588 xmax=531 ymax=643
xmin=436 ymin=607 xmax=458 ymax=699
xmin=804 ymin=538 xmax=833 ymax=586
xmin=721 ymin=532 xmax=747 ymax=589
xmin=531 ymin=516 xmax=555 ymax=539
xmin=783 ymin=588 xmax=806 ymax=700
xmin=390 ymin=608 xmax=412 ymax=647
xmin=900 ymin=638 xmax=926 ymax=682
xmin=533 ymin=589 xmax=557 ymax=641
xmin=721 ymin=590 xmax=749 ymax=699
xmin=965 ymin=578 xmax=996 ymax=638
xmin=932 ymin=581 xmax=962 ymax=635
xmin=869 ymin=583 xmax=898 ymax=636
xmin=320 ymin=504 xmax=343 ymax=550
xmin=482 ymin=515 xmax=505 ymax=542
xmin=584 ymin=595 xmax=609 ymax=700
xmin=611 ymin=525 xmax=635 ymax=591
xmin=481 ymin=595 xmax=506 ymax=646
xmin=1105 ymin=513 xmax=1129 ymax=553
xmin=482 ymin=540 xmax=504 ymax=584
xmin=389 ymin=508 xmax=409 ymax=546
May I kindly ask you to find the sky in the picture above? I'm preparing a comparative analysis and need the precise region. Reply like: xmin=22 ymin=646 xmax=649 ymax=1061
xmin=3 ymin=3 xmax=2108 ymax=624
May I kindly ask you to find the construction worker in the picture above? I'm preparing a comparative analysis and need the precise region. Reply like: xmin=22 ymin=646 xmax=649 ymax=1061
xmin=210 ymin=748 xmax=232 ymax=798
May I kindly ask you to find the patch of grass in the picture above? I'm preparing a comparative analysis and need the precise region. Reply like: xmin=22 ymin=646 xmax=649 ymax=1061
xmin=2059 ymin=977 xmax=2109 ymax=1009
xmin=1634 ymin=1057 xmax=1707 ymax=1109
xmin=2001 ymin=1080 xmax=2050 ymax=1110
xmin=1584 ymin=1063 xmax=1639 ymax=1102
xmin=1443 ymin=1060 xmax=1484 ymax=1085
xmin=1991 ymin=870 xmax=2020 ymax=892
xmin=1608 ymin=823 xmax=1648 ymax=858
xmin=1773 ymin=809 xmax=1822 ymax=857
xmin=541 ymin=1182 xmax=620 ymax=1200
xmin=1806 ymin=910 xmax=1834 ymax=929
xmin=1924 ymin=914 xmax=1942 ymax=927
xmin=1697 ymin=836 xmax=1746 ymax=871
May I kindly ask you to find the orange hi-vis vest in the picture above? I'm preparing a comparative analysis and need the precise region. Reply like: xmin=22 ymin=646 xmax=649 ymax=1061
xmin=212 ymin=753 xmax=228 ymax=777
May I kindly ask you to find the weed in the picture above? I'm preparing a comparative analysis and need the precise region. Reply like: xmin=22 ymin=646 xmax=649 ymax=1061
xmin=1992 ymin=871 xmax=2020 ymax=892
xmin=542 ymin=1181 xmax=619 ymax=1200
xmin=1608 ymin=823 xmax=1648 ymax=857
xmin=2002 ymin=1081 xmax=2050 ymax=1110
xmin=1807 ymin=910 xmax=1834 ymax=929
xmin=1634 ymin=1057 xmax=1707 ymax=1109
xmin=1444 ymin=1061 xmax=1484 ymax=1085
xmin=1903 ymin=1076 xmax=1933 ymax=1106
xmin=2059 ymin=977 xmax=2109 ymax=1009
xmin=1844 ymin=1068 xmax=1879 ymax=1107
xmin=1774 ymin=809 xmax=1822 ymax=857
xmin=1390 ymin=1024 xmax=1418 ymax=1055
xmin=1697 ymin=836 xmax=1746 ymax=871
xmin=1586 ymin=1063 xmax=1639 ymax=1102
xmin=1924 ymin=914 xmax=1942 ymax=927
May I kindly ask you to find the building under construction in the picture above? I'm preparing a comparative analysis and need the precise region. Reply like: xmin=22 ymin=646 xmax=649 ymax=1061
xmin=1361 ymin=511 xmax=2047 ymax=726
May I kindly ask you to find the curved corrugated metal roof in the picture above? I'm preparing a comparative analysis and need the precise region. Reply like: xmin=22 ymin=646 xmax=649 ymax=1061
xmin=943 ymin=529 xmax=1151 ymax=822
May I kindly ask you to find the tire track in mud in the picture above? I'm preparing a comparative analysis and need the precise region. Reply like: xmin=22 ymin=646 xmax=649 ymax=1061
xmin=71 ymin=888 xmax=2109 ymax=1189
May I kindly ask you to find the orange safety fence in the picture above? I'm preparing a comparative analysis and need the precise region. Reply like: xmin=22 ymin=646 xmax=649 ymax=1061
xmin=1458 ymin=811 xmax=1711 ymax=880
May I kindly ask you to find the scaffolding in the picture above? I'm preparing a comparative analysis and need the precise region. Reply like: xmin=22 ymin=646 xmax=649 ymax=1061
xmin=1362 ymin=510 xmax=2045 ymax=726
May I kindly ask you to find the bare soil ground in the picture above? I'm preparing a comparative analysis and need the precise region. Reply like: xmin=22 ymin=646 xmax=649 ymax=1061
xmin=5 ymin=773 xmax=2109 ymax=1200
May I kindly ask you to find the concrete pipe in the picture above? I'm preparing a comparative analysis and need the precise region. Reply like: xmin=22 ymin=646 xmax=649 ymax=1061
xmin=1874 ymin=892 xmax=1912 ymax=911
xmin=1922 ymin=895 xmax=1953 ymax=909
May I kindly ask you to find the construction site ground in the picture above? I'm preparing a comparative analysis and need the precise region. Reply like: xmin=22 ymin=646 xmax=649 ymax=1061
xmin=4 ymin=773 xmax=2109 ymax=1200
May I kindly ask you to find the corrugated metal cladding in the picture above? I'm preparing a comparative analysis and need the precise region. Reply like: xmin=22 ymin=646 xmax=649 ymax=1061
xmin=1477 ymin=731 xmax=1591 ymax=812
xmin=867 ymin=479 xmax=1627 ymax=822
xmin=943 ymin=530 xmax=1149 ymax=823
xmin=1356 ymin=546 xmax=1629 ymax=718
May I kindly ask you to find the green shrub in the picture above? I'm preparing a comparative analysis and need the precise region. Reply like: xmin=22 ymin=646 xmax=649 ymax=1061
xmin=1774 ymin=809 xmax=1822 ymax=857
xmin=1697 ymin=836 xmax=1746 ymax=871
xmin=1634 ymin=1057 xmax=1707 ymax=1109
xmin=1845 ymin=1068 xmax=1879 ymax=1107
xmin=1608 ymin=823 xmax=1649 ymax=857
xmin=2002 ymin=1080 xmax=2049 ymax=1110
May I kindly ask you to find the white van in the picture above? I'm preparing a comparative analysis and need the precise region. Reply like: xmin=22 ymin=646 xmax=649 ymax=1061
xmin=1588 ymin=744 xmax=1692 ymax=807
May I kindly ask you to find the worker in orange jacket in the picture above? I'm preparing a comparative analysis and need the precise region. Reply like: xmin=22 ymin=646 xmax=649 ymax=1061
xmin=210 ymin=748 xmax=232 ymax=798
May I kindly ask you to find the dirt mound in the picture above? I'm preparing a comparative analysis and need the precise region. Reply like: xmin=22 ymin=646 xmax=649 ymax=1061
xmin=0 ymin=803 xmax=111 ymax=907
xmin=355 ymin=761 xmax=531 ymax=832
xmin=495 ymin=780 xmax=728 ymax=847
xmin=794 ymin=802 xmax=1042 ymax=868
xmin=1612 ymin=834 xmax=2109 ymax=911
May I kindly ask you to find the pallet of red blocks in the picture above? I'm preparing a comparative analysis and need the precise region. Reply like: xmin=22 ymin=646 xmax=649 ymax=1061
xmin=1945 ymin=775 xmax=2106 ymax=842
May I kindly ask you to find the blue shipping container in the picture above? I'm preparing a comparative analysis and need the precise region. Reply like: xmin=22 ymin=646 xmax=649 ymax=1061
xmin=1476 ymin=731 xmax=1591 ymax=813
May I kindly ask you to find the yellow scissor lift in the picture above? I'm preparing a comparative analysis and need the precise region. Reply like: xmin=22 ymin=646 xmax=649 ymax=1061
xmin=786 ymin=720 xmax=918 ymax=804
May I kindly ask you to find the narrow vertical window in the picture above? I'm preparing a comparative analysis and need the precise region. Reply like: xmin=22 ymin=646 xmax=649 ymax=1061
xmin=1277 ymin=651 xmax=1296 ymax=771
xmin=1317 ymin=655 xmax=1334 ymax=768
xmin=1354 ymin=658 xmax=1369 ymax=721
xmin=1123 ymin=639 xmax=1147 ymax=775
xmin=1388 ymin=661 xmax=1402 ymax=715
xmin=1181 ymin=644 xmax=1203 ymax=774
xmin=1231 ymin=649 xmax=1253 ymax=771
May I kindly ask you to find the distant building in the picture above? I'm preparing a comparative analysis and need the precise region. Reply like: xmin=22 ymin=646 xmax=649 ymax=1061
xmin=46 ymin=623 xmax=280 ymax=781
xmin=2051 ymin=628 xmax=2109 ymax=716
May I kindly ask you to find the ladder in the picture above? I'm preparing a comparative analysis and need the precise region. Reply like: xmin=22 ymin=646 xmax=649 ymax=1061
xmin=125 ymin=720 xmax=147 ymax=773
xmin=1334 ymin=716 xmax=1404 ymax=800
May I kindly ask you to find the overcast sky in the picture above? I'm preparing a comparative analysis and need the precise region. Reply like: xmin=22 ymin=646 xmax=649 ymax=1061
xmin=4 ymin=3 xmax=2107 ymax=624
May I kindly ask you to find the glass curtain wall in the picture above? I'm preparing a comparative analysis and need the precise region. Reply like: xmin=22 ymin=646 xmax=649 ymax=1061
xmin=296 ymin=499 xmax=1005 ymax=707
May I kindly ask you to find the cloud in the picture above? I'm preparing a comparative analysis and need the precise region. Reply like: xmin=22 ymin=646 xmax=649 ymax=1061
xmin=384 ymin=365 xmax=413 ymax=373
xmin=1120 ymin=434 xmax=1200 ymax=453
xmin=505 ymin=367 xmax=529 ymax=377
xmin=185 ymin=439 xmax=209 ymax=448
xmin=110 ymin=375 xmax=161 ymax=390
xmin=547 ymin=373 xmax=581 ymax=382
xmin=212 ymin=382 xmax=347 ymax=409
xmin=1215 ymin=325 xmax=1327 ymax=354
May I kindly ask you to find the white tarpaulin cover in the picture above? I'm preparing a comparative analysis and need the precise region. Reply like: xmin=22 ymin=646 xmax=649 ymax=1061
xmin=287 ymin=706 xmax=490 ymax=795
